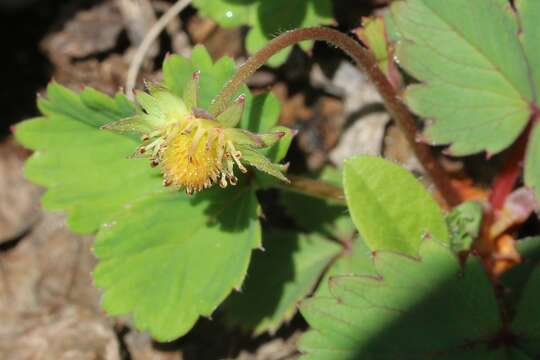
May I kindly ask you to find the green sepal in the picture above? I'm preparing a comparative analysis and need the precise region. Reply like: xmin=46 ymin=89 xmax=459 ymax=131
xmin=136 ymin=86 xmax=188 ymax=126
xmin=225 ymin=128 xmax=287 ymax=149
xmin=101 ymin=115 xmax=155 ymax=135
xmin=240 ymin=147 xmax=289 ymax=183
xmin=263 ymin=126 xmax=295 ymax=163
xmin=217 ymin=94 xmax=245 ymax=127
xmin=257 ymin=129 xmax=288 ymax=148
xmin=183 ymin=70 xmax=200 ymax=111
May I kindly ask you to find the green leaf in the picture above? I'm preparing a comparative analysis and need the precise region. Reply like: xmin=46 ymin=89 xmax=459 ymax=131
xmin=516 ymin=0 xmax=540 ymax=105
xmin=163 ymin=46 xmax=241 ymax=109
xmin=512 ymin=260 xmax=540 ymax=355
xmin=299 ymin=240 xmax=504 ymax=359
xmin=192 ymin=0 xmax=255 ymax=28
xmin=223 ymin=230 xmax=340 ymax=335
xmin=192 ymin=0 xmax=333 ymax=66
xmin=446 ymin=201 xmax=483 ymax=253
xmin=502 ymin=237 xmax=540 ymax=310
xmin=314 ymin=234 xmax=375 ymax=297
xmin=241 ymin=92 xmax=281 ymax=133
xmin=343 ymin=156 xmax=448 ymax=255
xmin=525 ymin=122 xmax=540 ymax=203
xmin=16 ymin=46 xmax=281 ymax=233
xmin=357 ymin=17 xmax=391 ymax=78
xmin=15 ymin=85 xmax=164 ymax=234
xmin=93 ymin=186 xmax=261 ymax=341
xmin=391 ymin=0 xmax=533 ymax=155
xmin=16 ymin=46 xmax=284 ymax=341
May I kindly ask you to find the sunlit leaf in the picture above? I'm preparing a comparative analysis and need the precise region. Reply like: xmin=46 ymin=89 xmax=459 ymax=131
xmin=93 ymin=187 xmax=261 ymax=341
xmin=299 ymin=240 xmax=504 ymax=359
xmin=391 ymin=0 xmax=534 ymax=155
xmin=15 ymin=85 xmax=163 ymax=234
xmin=314 ymin=234 xmax=375 ymax=297
xmin=343 ymin=156 xmax=448 ymax=255
xmin=16 ymin=46 xmax=283 ymax=341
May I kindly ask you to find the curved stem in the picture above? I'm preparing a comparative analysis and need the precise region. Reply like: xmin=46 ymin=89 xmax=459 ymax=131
xmin=278 ymin=175 xmax=346 ymax=205
xmin=212 ymin=27 xmax=461 ymax=207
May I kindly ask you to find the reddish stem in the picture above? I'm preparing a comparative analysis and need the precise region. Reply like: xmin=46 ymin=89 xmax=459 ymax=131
xmin=489 ymin=108 xmax=539 ymax=211
xmin=211 ymin=27 xmax=461 ymax=207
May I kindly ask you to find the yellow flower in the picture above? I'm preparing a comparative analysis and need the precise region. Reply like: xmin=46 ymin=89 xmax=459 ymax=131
xmin=102 ymin=72 xmax=289 ymax=195
xmin=160 ymin=124 xmax=222 ymax=194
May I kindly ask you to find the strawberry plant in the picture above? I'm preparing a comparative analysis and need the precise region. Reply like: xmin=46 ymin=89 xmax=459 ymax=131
xmin=12 ymin=0 xmax=540 ymax=358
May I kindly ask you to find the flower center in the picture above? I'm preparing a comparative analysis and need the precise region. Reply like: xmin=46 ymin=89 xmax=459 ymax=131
xmin=160 ymin=128 xmax=221 ymax=195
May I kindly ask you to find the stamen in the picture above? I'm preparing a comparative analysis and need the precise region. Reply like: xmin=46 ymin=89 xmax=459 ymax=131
xmin=228 ymin=175 xmax=238 ymax=186
xmin=227 ymin=141 xmax=247 ymax=173
xmin=219 ymin=173 xmax=228 ymax=188
xmin=216 ymin=131 xmax=225 ymax=164
xmin=189 ymin=125 xmax=206 ymax=161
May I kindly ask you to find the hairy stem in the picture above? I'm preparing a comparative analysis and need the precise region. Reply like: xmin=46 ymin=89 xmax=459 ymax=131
xmin=212 ymin=27 xmax=462 ymax=207
xmin=278 ymin=175 xmax=346 ymax=205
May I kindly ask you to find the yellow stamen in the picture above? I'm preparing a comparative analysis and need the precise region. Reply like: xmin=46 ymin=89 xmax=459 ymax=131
xmin=160 ymin=128 xmax=221 ymax=194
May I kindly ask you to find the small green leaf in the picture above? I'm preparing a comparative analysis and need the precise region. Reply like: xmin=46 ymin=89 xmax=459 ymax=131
xmin=224 ymin=230 xmax=340 ymax=334
xmin=357 ymin=15 xmax=402 ymax=89
xmin=357 ymin=17 xmax=390 ymax=76
xmin=392 ymin=0 xmax=533 ymax=155
xmin=93 ymin=186 xmax=261 ymax=341
xmin=446 ymin=201 xmax=483 ymax=253
xmin=299 ymin=240 xmax=503 ymax=359
xmin=343 ymin=156 xmax=448 ymax=255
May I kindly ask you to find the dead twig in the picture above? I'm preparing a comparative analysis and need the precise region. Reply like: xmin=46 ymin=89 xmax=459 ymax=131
xmin=125 ymin=0 xmax=192 ymax=99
